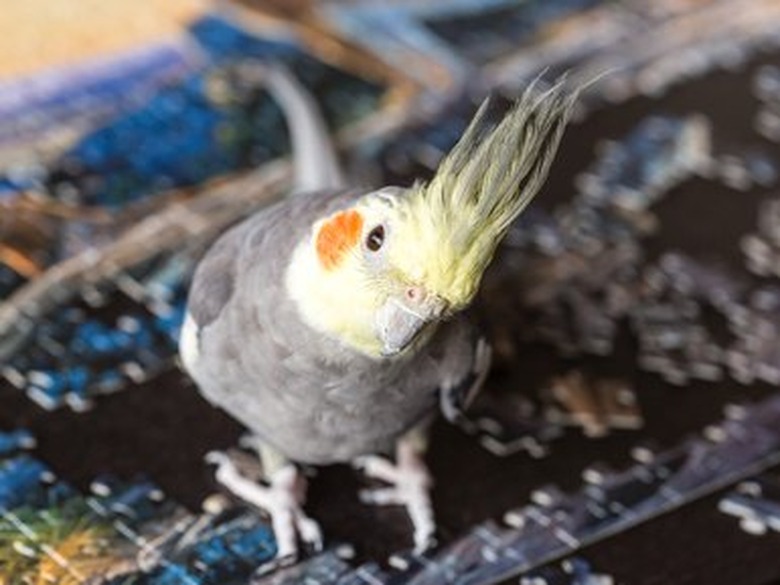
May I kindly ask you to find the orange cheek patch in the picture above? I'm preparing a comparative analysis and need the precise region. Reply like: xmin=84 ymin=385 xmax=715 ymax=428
xmin=315 ymin=209 xmax=364 ymax=270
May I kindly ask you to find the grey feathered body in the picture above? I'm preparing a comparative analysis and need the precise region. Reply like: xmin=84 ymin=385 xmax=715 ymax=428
xmin=184 ymin=189 xmax=478 ymax=465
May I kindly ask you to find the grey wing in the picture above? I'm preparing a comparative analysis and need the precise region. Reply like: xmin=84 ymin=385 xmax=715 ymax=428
xmin=187 ymin=228 xmax=243 ymax=331
xmin=179 ymin=224 xmax=247 ymax=378
xmin=436 ymin=320 xmax=493 ymax=424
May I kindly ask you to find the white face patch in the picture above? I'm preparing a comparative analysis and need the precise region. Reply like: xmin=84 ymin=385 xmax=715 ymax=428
xmin=179 ymin=312 xmax=201 ymax=375
xmin=286 ymin=234 xmax=386 ymax=358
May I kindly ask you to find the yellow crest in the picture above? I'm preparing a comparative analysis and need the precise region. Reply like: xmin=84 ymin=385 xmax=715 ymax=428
xmin=389 ymin=78 xmax=579 ymax=308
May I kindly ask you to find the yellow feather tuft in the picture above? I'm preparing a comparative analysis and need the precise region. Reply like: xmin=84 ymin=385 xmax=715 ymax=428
xmin=392 ymin=77 xmax=579 ymax=307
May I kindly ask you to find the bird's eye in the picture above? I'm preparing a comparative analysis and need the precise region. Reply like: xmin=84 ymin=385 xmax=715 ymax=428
xmin=366 ymin=225 xmax=385 ymax=252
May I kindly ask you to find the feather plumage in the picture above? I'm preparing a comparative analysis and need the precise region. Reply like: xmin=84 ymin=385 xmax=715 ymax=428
xmin=392 ymin=78 xmax=579 ymax=308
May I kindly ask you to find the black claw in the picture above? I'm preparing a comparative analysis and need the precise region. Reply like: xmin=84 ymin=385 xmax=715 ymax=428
xmin=417 ymin=534 xmax=439 ymax=554
xmin=303 ymin=540 xmax=324 ymax=556
xmin=249 ymin=554 xmax=299 ymax=582
xmin=262 ymin=553 xmax=298 ymax=574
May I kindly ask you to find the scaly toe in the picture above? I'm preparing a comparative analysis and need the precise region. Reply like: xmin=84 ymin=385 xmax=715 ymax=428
xmin=355 ymin=453 xmax=437 ymax=552
xmin=204 ymin=450 xmax=230 ymax=467
xmin=352 ymin=455 xmax=401 ymax=483
xmin=296 ymin=514 xmax=324 ymax=552
xmin=209 ymin=455 xmax=320 ymax=561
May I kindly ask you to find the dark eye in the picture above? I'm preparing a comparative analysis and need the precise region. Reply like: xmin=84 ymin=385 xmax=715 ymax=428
xmin=366 ymin=225 xmax=385 ymax=252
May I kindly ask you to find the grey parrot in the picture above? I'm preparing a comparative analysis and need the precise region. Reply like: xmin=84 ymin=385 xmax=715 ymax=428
xmin=179 ymin=65 xmax=576 ymax=559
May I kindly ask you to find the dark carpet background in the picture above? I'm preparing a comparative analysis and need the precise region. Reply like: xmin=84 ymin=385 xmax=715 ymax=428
xmin=4 ymin=54 xmax=780 ymax=585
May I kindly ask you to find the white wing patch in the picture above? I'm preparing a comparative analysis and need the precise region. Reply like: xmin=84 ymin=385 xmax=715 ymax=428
xmin=179 ymin=312 xmax=201 ymax=375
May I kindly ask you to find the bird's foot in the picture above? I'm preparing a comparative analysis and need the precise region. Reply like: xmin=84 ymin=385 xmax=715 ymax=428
xmin=206 ymin=451 xmax=322 ymax=561
xmin=353 ymin=445 xmax=436 ymax=553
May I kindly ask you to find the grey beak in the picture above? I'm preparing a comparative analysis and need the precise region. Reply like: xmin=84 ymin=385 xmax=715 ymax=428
xmin=375 ymin=292 xmax=447 ymax=357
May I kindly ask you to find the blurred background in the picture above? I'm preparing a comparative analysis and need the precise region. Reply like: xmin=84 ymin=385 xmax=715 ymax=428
xmin=3 ymin=1 xmax=780 ymax=584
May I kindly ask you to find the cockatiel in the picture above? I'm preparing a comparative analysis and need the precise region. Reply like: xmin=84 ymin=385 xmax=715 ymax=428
xmin=180 ymin=65 xmax=577 ymax=559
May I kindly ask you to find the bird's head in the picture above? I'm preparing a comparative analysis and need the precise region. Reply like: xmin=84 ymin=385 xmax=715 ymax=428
xmin=286 ymin=80 xmax=577 ymax=358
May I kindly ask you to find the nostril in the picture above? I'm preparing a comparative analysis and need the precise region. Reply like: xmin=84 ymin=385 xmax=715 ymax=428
xmin=405 ymin=286 xmax=425 ymax=303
